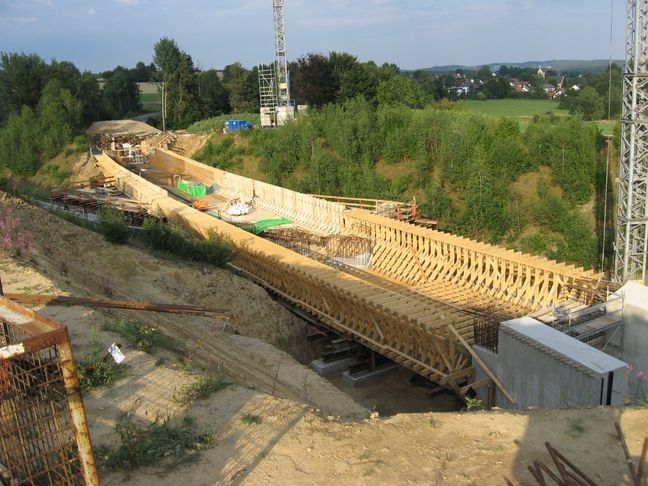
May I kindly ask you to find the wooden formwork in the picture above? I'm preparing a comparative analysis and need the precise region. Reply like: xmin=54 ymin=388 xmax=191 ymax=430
xmin=149 ymin=149 xmax=346 ymax=235
xmin=96 ymin=152 xmax=604 ymax=391
xmin=342 ymin=211 xmax=603 ymax=316
xmin=96 ymin=154 xmax=473 ymax=381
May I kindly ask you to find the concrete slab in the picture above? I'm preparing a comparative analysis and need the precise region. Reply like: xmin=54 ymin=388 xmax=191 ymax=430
xmin=342 ymin=363 xmax=399 ymax=387
xmin=311 ymin=357 xmax=354 ymax=376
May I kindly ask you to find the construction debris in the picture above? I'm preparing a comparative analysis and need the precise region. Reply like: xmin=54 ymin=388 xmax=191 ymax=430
xmin=508 ymin=423 xmax=648 ymax=486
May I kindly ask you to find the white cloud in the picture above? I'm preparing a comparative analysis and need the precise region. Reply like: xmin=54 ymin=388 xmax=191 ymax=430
xmin=114 ymin=0 xmax=145 ymax=5
xmin=88 ymin=8 xmax=95 ymax=16
xmin=12 ymin=16 xmax=39 ymax=23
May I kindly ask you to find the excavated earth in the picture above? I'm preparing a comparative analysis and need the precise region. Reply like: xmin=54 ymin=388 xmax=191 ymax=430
xmin=1 ymin=174 xmax=647 ymax=484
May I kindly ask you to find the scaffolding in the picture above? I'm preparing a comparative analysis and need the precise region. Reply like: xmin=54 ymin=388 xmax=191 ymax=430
xmin=258 ymin=65 xmax=277 ymax=128
xmin=0 ymin=296 xmax=97 ymax=485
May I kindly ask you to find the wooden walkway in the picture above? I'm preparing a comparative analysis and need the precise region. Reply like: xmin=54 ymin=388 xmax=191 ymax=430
xmin=96 ymin=151 xmax=605 ymax=392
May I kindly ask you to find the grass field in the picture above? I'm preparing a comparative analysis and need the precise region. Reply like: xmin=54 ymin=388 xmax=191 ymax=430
xmin=462 ymin=99 xmax=568 ymax=118
xmin=140 ymin=92 xmax=161 ymax=111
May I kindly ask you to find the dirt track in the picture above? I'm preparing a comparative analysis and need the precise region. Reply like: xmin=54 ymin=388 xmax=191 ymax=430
xmin=1 ymin=193 xmax=647 ymax=485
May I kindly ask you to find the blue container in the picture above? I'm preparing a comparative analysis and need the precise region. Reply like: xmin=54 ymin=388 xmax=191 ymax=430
xmin=226 ymin=120 xmax=254 ymax=132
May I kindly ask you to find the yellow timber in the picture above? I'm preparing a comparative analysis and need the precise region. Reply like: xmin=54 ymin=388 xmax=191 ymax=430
xmin=95 ymin=151 xmax=604 ymax=384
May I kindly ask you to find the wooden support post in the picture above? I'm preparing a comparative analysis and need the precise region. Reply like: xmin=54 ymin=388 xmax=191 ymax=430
xmin=448 ymin=325 xmax=517 ymax=405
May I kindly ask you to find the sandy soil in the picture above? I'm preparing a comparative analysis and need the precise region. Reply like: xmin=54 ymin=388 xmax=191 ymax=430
xmin=174 ymin=133 xmax=211 ymax=158
xmin=1 ymin=193 xmax=647 ymax=485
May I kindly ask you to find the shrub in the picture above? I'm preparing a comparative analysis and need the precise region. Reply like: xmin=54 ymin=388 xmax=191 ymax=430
xmin=77 ymin=348 xmax=128 ymax=392
xmin=175 ymin=366 xmax=232 ymax=405
xmin=103 ymin=320 xmax=178 ymax=353
xmin=141 ymin=218 xmax=234 ymax=267
xmin=97 ymin=414 xmax=214 ymax=470
xmin=240 ymin=414 xmax=262 ymax=425
xmin=97 ymin=206 xmax=129 ymax=244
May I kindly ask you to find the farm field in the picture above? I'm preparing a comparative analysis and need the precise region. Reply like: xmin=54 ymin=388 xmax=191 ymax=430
xmin=140 ymin=92 xmax=161 ymax=111
xmin=462 ymin=99 xmax=568 ymax=118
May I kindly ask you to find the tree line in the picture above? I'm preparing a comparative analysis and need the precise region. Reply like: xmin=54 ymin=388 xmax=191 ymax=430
xmin=195 ymin=101 xmax=602 ymax=268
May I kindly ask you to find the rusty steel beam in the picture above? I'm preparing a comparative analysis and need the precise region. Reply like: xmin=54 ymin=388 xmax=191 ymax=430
xmin=6 ymin=293 xmax=229 ymax=317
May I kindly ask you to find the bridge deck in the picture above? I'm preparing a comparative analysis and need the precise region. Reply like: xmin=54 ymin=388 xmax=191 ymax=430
xmin=95 ymin=150 xmax=604 ymax=389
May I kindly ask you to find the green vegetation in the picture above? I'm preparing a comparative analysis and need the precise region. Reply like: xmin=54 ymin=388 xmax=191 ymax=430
xmin=97 ymin=206 xmax=130 ymax=244
xmin=140 ymin=218 xmax=234 ymax=267
xmin=240 ymin=414 xmax=262 ymax=425
xmin=194 ymin=136 xmax=245 ymax=170
xmin=140 ymin=92 xmax=161 ymax=111
xmin=175 ymin=366 xmax=233 ymax=405
xmin=97 ymin=414 xmax=215 ymax=471
xmin=235 ymin=101 xmax=603 ymax=268
xmin=103 ymin=319 xmax=179 ymax=354
xmin=77 ymin=347 xmax=128 ymax=392
xmin=462 ymin=99 xmax=568 ymax=118
xmin=464 ymin=397 xmax=485 ymax=411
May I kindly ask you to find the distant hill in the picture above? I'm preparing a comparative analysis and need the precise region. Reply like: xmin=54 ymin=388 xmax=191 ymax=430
xmin=418 ymin=59 xmax=624 ymax=74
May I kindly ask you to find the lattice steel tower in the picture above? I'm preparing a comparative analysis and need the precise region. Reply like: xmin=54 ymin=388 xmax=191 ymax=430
xmin=273 ymin=0 xmax=290 ymax=107
xmin=259 ymin=0 xmax=294 ymax=127
xmin=614 ymin=0 xmax=648 ymax=283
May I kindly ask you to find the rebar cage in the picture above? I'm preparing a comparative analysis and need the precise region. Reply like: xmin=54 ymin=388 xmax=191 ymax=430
xmin=0 ymin=296 xmax=97 ymax=485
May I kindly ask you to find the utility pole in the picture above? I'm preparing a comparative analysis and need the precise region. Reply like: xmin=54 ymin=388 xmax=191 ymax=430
xmin=614 ymin=0 xmax=648 ymax=283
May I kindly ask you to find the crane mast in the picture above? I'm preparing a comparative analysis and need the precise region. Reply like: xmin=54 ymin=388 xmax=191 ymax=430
xmin=259 ymin=0 xmax=294 ymax=127
xmin=614 ymin=0 xmax=648 ymax=283
xmin=273 ymin=0 xmax=290 ymax=107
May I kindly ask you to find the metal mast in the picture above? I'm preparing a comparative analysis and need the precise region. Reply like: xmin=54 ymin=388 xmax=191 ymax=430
xmin=614 ymin=0 xmax=648 ymax=283
xmin=273 ymin=0 xmax=290 ymax=107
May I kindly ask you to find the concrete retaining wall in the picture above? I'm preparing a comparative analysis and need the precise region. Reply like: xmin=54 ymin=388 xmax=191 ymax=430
xmin=474 ymin=318 xmax=626 ymax=409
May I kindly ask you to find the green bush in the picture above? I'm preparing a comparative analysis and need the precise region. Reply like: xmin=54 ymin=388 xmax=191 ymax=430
xmin=141 ymin=218 xmax=234 ymax=267
xmin=97 ymin=206 xmax=129 ymax=244
xmin=194 ymin=136 xmax=244 ymax=170
xmin=240 ymin=414 xmax=262 ymax=425
xmin=175 ymin=366 xmax=232 ymax=405
xmin=97 ymin=415 xmax=214 ymax=470
xmin=77 ymin=349 xmax=128 ymax=392
xmin=103 ymin=320 xmax=178 ymax=353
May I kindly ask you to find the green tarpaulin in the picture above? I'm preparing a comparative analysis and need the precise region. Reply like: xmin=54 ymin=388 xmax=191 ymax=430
xmin=177 ymin=180 xmax=206 ymax=197
xmin=207 ymin=214 xmax=291 ymax=235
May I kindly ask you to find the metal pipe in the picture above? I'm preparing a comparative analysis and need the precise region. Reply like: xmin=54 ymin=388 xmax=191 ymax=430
xmin=57 ymin=331 xmax=99 ymax=486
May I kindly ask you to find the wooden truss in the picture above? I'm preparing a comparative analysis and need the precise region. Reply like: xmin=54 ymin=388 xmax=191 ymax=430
xmin=96 ymin=152 xmax=605 ymax=396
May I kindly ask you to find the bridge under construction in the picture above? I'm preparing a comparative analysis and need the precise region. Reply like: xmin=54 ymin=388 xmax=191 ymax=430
xmin=92 ymin=145 xmax=606 ymax=402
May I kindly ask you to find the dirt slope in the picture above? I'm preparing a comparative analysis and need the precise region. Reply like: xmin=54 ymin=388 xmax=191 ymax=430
xmin=1 ymin=194 xmax=647 ymax=485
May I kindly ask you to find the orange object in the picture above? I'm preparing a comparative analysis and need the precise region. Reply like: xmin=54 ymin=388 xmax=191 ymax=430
xmin=192 ymin=200 xmax=209 ymax=211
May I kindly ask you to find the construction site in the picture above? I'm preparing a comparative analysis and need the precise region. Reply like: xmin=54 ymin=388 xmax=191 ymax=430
xmin=2 ymin=1 xmax=648 ymax=485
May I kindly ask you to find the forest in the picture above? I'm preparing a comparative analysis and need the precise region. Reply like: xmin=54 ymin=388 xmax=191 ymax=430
xmin=194 ymin=102 xmax=607 ymax=270
xmin=0 ymin=39 xmax=616 ymax=270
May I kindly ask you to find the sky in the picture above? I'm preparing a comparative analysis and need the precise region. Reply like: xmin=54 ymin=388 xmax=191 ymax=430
xmin=0 ymin=0 xmax=627 ymax=73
